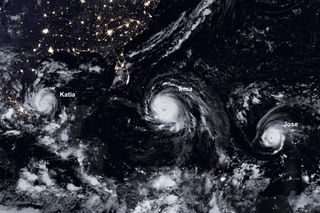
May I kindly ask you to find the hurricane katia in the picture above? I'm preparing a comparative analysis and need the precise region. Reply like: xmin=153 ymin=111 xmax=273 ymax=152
xmin=25 ymin=86 xmax=58 ymax=117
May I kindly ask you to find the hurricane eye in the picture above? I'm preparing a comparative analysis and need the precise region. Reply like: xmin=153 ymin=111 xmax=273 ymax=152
xmin=24 ymin=86 xmax=58 ymax=118
xmin=227 ymin=82 xmax=320 ymax=158
xmin=85 ymin=74 xmax=231 ymax=177
xmin=261 ymin=125 xmax=285 ymax=149
xmin=150 ymin=94 xmax=181 ymax=124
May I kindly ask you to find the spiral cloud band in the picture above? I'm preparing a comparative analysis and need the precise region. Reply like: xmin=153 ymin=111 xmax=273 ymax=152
xmin=25 ymin=87 xmax=58 ymax=117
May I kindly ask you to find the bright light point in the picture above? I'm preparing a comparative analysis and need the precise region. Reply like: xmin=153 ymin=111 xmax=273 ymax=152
xmin=48 ymin=47 xmax=54 ymax=54
xmin=107 ymin=29 xmax=114 ymax=37
xmin=151 ymin=94 xmax=180 ymax=123
xmin=80 ymin=0 xmax=86 ymax=3
xmin=261 ymin=126 xmax=285 ymax=148
xmin=42 ymin=28 xmax=49 ymax=34
xmin=18 ymin=106 xmax=25 ymax=113
xmin=144 ymin=0 xmax=151 ymax=7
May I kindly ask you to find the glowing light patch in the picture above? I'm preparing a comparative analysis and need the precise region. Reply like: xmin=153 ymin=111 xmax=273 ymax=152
xmin=261 ymin=126 xmax=285 ymax=149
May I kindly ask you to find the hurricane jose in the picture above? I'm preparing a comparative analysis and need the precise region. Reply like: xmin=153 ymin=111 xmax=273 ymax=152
xmin=261 ymin=125 xmax=285 ymax=149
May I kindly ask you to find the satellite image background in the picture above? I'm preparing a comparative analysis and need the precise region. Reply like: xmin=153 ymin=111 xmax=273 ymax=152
xmin=0 ymin=0 xmax=320 ymax=212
